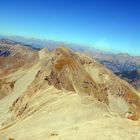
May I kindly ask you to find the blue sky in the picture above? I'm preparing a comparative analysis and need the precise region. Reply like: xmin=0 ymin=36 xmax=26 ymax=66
xmin=0 ymin=0 xmax=140 ymax=55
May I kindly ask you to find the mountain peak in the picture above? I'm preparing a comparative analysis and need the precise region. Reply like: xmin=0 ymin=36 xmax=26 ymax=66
xmin=3 ymin=47 xmax=139 ymax=123
xmin=1 ymin=45 xmax=140 ymax=139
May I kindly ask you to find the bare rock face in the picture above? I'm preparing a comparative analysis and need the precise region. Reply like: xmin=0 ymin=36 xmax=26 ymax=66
xmin=6 ymin=47 xmax=140 ymax=124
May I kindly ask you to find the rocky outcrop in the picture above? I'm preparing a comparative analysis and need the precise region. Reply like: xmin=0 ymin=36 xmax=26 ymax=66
xmin=0 ymin=79 xmax=15 ymax=99
xmin=39 ymin=48 xmax=49 ymax=60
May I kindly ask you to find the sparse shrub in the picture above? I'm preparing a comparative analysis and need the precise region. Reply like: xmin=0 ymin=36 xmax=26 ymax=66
xmin=54 ymin=59 xmax=73 ymax=70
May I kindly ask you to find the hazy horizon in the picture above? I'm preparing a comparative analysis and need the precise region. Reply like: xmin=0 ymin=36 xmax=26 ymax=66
xmin=1 ymin=33 xmax=140 ymax=57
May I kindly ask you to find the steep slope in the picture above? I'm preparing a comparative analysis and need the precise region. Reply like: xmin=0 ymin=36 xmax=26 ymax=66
xmin=0 ymin=39 xmax=40 ymax=100
xmin=85 ymin=50 xmax=140 ymax=91
xmin=3 ymin=47 xmax=140 ymax=122
xmin=0 ymin=39 xmax=39 ymax=76
xmin=0 ymin=39 xmax=38 ymax=56
xmin=0 ymin=62 xmax=41 ymax=127
xmin=0 ymin=47 xmax=140 ymax=140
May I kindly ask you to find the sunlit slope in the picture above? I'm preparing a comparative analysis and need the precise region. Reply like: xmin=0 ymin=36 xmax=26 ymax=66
xmin=0 ymin=47 xmax=140 ymax=140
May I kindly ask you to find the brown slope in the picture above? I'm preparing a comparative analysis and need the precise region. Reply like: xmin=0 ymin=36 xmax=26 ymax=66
xmin=0 ymin=40 xmax=40 ymax=100
xmin=0 ymin=39 xmax=39 ymax=77
xmin=3 ymin=46 xmax=139 ymax=128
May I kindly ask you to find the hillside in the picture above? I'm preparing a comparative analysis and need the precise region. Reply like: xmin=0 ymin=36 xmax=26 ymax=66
xmin=0 ymin=47 xmax=140 ymax=140
xmin=0 ymin=39 xmax=39 ymax=76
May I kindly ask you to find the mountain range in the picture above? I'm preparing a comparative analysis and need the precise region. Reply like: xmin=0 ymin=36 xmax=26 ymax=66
xmin=1 ymin=35 xmax=140 ymax=72
xmin=0 ymin=36 xmax=140 ymax=90
xmin=0 ymin=38 xmax=140 ymax=139
xmin=116 ymin=69 xmax=140 ymax=91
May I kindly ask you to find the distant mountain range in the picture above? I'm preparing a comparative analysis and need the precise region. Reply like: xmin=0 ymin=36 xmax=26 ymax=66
xmin=90 ymin=52 xmax=140 ymax=73
xmin=116 ymin=69 xmax=140 ymax=91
